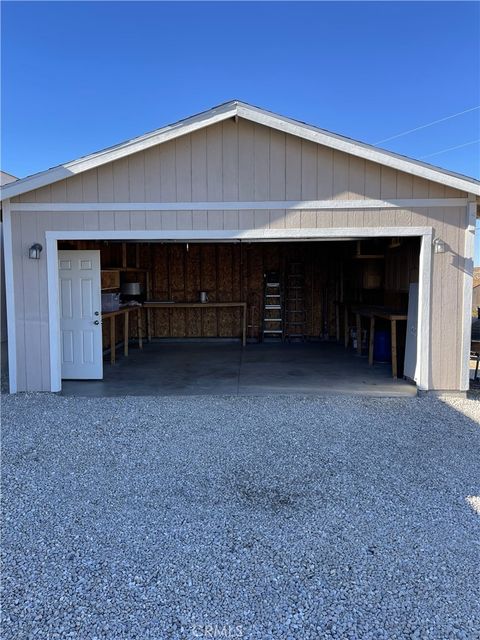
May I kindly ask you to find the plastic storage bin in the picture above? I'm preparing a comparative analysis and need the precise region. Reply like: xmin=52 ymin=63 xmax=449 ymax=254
xmin=374 ymin=330 xmax=392 ymax=363
xmin=101 ymin=293 xmax=120 ymax=312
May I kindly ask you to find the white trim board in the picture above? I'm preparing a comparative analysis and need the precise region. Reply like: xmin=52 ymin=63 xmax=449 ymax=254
xmin=2 ymin=100 xmax=480 ymax=200
xmin=2 ymin=200 xmax=17 ymax=393
xmin=460 ymin=202 xmax=477 ymax=390
xmin=44 ymin=226 xmax=433 ymax=394
xmin=417 ymin=233 xmax=432 ymax=391
xmin=10 ymin=198 xmax=468 ymax=213
xmin=46 ymin=234 xmax=61 ymax=394
xmin=46 ymin=227 xmax=432 ymax=242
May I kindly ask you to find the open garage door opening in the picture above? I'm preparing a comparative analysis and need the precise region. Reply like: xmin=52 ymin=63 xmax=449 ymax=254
xmin=56 ymin=237 xmax=421 ymax=397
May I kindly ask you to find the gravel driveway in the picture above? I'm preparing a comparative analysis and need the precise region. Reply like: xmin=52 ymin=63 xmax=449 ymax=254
xmin=2 ymin=393 xmax=479 ymax=639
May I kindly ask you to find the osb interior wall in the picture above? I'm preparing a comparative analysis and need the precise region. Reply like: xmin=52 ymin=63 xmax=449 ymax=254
xmin=59 ymin=239 xmax=419 ymax=350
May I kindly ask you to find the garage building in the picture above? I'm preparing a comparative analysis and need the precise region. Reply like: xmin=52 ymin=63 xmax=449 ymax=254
xmin=2 ymin=101 xmax=479 ymax=394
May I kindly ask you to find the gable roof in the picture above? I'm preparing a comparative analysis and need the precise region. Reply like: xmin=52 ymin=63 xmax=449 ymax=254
xmin=0 ymin=171 xmax=18 ymax=186
xmin=2 ymin=100 xmax=480 ymax=200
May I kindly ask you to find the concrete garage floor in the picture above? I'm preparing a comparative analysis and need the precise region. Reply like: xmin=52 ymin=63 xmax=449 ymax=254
xmin=61 ymin=342 xmax=417 ymax=397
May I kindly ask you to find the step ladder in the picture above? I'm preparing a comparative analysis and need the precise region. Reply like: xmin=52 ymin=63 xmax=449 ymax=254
xmin=285 ymin=262 xmax=306 ymax=342
xmin=262 ymin=271 xmax=284 ymax=342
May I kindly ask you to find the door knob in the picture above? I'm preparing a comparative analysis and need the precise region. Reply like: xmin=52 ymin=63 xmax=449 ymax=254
xmin=94 ymin=311 xmax=100 ymax=316
xmin=94 ymin=320 xmax=100 ymax=325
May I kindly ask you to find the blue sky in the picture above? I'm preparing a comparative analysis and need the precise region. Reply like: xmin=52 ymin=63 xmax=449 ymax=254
xmin=2 ymin=2 xmax=480 ymax=254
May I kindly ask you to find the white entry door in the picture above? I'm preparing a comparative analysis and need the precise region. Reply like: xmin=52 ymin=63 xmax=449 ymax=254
xmin=58 ymin=250 xmax=103 ymax=379
xmin=404 ymin=282 xmax=419 ymax=383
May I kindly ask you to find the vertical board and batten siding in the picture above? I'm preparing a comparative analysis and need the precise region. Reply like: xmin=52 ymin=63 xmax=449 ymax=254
xmin=9 ymin=118 xmax=471 ymax=391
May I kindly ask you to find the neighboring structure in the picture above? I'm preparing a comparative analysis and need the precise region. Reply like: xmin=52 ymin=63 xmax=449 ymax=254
xmin=1 ymin=101 xmax=479 ymax=393
xmin=472 ymin=267 xmax=480 ymax=315
xmin=473 ymin=287 xmax=480 ymax=315
xmin=474 ymin=267 xmax=480 ymax=289
xmin=1 ymin=171 xmax=17 ymax=186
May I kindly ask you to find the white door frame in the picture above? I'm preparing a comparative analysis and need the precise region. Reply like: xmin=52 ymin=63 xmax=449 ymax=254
xmin=44 ymin=226 xmax=433 ymax=393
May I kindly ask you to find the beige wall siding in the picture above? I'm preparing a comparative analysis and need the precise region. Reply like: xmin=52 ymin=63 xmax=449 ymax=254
xmin=8 ymin=118 xmax=471 ymax=392
xmin=10 ymin=204 xmax=468 ymax=392
xmin=12 ymin=120 xmax=465 ymax=206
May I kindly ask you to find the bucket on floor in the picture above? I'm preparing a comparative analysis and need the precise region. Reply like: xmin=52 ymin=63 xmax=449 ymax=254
xmin=374 ymin=330 xmax=391 ymax=363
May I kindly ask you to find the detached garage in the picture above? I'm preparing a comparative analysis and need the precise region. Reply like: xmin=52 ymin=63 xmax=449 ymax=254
xmin=2 ymin=101 xmax=479 ymax=394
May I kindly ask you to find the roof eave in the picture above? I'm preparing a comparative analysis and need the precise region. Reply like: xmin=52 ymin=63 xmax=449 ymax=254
xmin=235 ymin=102 xmax=480 ymax=196
xmin=2 ymin=100 xmax=480 ymax=200
xmin=1 ymin=101 xmax=238 ymax=200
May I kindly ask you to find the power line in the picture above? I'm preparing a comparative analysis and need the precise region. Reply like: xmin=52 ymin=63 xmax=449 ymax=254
xmin=419 ymin=139 xmax=480 ymax=159
xmin=374 ymin=106 xmax=480 ymax=144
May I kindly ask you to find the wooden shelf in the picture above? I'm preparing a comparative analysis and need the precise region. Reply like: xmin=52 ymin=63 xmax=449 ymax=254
xmin=101 ymin=267 xmax=150 ymax=290
xmin=102 ymin=267 xmax=149 ymax=273
xmin=101 ymin=270 xmax=120 ymax=290
xmin=352 ymin=254 xmax=385 ymax=260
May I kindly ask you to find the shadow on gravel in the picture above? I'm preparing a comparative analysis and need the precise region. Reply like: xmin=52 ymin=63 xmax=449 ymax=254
xmin=1 ymin=392 xmax=479 ymax=640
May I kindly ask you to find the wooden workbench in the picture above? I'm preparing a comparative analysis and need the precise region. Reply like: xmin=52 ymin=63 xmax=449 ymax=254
xmin=102 ymin=306 xmax=143 ymax=364
xmin=143 ymin=301 xmax=248 ymax=347
xmin=346 ymin=305 xmax=408 ymax=379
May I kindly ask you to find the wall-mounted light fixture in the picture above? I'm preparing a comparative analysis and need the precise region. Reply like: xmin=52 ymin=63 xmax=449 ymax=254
xmin=433 ymin=237 xmax=446 ymax=254
xmin=28 ymin=243 xmax=43 ymax=259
